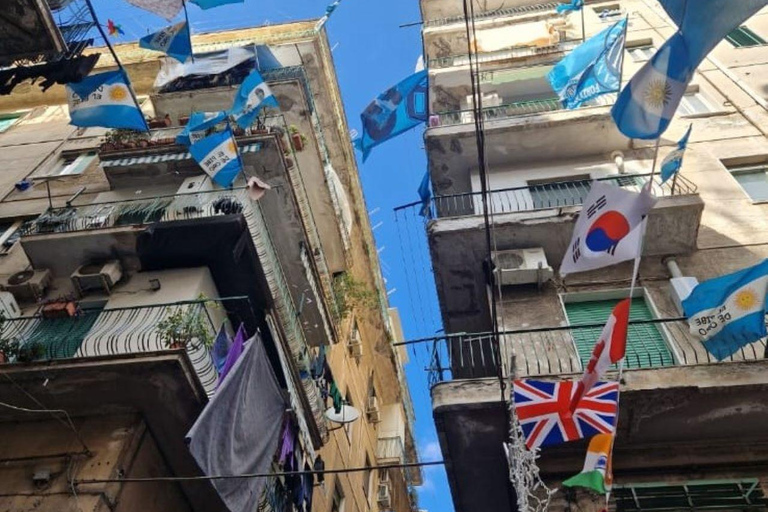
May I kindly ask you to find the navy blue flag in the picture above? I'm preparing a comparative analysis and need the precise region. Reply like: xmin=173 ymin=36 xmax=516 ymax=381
xmin=354 ymin=70 xmax=428 ymax=162
xmin=418 ymin=171 xmax=432 ymax=218
xmin=613 ymin=0 xmax=768 ymax=139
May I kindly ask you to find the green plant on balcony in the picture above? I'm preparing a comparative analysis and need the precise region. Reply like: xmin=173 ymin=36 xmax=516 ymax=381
xmin=16 ymin=342 xmax=46 ymax=363
xmin=332 ymin=272 xmax=378 ymax=318
xmin=157 ymin=302 xmax=215 ymax=350
xmin=0 ymin=337 xmax=19 ymax=364
xmin=288 ymin=125 xmax=308 ymax=152
xmin=101 ymin=129 xmax=150 ymax=152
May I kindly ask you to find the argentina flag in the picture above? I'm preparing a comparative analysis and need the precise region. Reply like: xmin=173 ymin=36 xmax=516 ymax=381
xmin=67 ymin=70 xmax=147 ymax=131
xmin=355 ymin=70 xmax=428 ymax=162
xmin=556 ymin=0 xmax=583 ymax=14
xmin=548 ymin=18 xmax=626 ymax=109
xmin=229 ymin=70 xmax=279 ymax=129
xmin=139 ymin=22 xmax=193 ymax=63
xmin=189 ymin=128 xmax=243 ymax=188
xmin=683 ymin=259 xmax=768 ymax=361
xmin=613 ymin=0 xmax=768 ymax=139
xmin=176 ymin=111 xmax=228 ymax=146
xmin=660 ymin=124 xmax=692 ymax=184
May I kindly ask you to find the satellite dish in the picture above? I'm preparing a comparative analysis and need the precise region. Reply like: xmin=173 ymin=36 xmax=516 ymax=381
xmin=325 ymin=405 xmax=361 ymax=424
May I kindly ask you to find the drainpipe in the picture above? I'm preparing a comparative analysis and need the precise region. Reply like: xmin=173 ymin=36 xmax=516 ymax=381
xmin=664 ymin=257 xmax=698 ymax=315
xmin=611 ymin=151 xmax=625 ymax=174
xmin=664 ymin=257 xmax=683 ymax=279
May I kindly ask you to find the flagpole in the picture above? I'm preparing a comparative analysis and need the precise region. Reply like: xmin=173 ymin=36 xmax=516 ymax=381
xmin=581 ymin=7 xmax=586 ymax=42
xmin=83 ymin=0 xmax=151 ymax=134
xmin=182 ymin=0 xmax=195 ymax=64
xmin=226 ymin=117 xmax=246 ymax=190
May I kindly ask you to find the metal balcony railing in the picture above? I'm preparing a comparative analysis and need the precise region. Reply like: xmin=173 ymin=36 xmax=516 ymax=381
xmin=426 ymin=173 xmax=699 ymax=220
xmin=430 ymin=98 xmax=563 ymax=128
xmin=423 ymin=2 xmax=559 ymax=28
xmin=1 ymin=301 xmax=219 ymax=393
xmin=427 ymin=319 xmax=768 ymax=387
xmin=428 ymin=39 xmax=580 ymax=70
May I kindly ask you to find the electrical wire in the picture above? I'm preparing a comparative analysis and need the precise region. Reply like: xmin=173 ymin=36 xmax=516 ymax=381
xmin=72 ymin=460 xmax=445 ymax=485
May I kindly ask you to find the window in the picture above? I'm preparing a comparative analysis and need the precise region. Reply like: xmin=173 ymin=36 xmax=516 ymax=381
xmin=331 ymin=479 xmax=345 ymax=512
xmin=363 ymin=454 xmax=374 ymax=505
xmin=0 ymin=113 xmax=20 ymax=133
xmin=726 ymin=26 xmax=766 ymax=48
xmin=629 ymin=45 xmax=656 ymax=62
xmin=613 ymin=479 xmax=767 ymax=511
xmin=564 ymin=295 xmax=674 ymax=369
xmin=37 ymin=152 xmax=97 ymax=178
xmin=728 ymin=163 xmax=768 ymax=202
xmin=343 ymin=391 xmax=354 ymax=442
xmin=679 ymin=91 xmax=717 ymax=116
xmin=528 ymin=174 xmax=592 ymax=210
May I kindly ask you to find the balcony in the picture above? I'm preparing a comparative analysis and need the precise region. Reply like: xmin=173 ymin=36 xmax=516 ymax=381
xmin=428 ymin=40 xmax=580 ymax=70
xmin=423 ymin=2 xmax=558 ymax=29
xmin=429 ymin=98 xmax=562 ymax=128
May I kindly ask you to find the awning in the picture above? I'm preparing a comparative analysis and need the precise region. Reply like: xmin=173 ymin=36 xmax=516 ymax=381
xmin=100 ymin=142 xmax=263 ymax=168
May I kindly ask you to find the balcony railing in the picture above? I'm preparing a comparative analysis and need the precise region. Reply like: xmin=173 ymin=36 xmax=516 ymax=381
xmin=429 ymin=39 xmax=580 ymax=70
xmin=426 ymin=173 xmax=699 ymax=220
xmin=423 ymin=2 xmax=559 ymax=28
xmin=427 ymin=319 xmax=768 ymax=387
xmin=430 ymin=98 xmax=563 ymax=128
xmin=0 ymin=301 xmax=219 ymax=394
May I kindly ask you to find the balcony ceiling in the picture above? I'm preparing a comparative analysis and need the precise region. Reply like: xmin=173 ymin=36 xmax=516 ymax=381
xmin=0 ymin=0 xmax=66 ymax=65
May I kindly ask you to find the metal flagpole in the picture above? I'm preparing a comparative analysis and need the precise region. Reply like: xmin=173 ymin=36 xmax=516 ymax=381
xmin=581 ymin=7 xmax=586 ymax=42
xmin=83 ymin=0 xmax=151 ymax=134
xmin=648 ymin=137 xmax=662 ymax=182
xmin=182 ymin=0 xmax=195 ymax=64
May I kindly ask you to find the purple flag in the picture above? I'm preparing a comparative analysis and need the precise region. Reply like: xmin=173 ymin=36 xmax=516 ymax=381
xmin=218 ymin=324 xmax=246 ymax=387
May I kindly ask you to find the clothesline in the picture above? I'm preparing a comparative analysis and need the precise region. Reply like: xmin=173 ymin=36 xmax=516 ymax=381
xmin=72 ymin=460 xmax=445 ymax=485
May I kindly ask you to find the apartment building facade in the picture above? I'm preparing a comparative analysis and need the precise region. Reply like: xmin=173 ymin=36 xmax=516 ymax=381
xmin=0 ymin=7 xmax=419 ymax=512
xmin=419 ymin=0 xmax=768 ymax=510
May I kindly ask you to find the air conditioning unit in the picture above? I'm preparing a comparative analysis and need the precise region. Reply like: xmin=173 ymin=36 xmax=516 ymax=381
xmin=177 ymin=176 xmax=214 ymax=195
xmin=347 ymin=329 xmax=363 ymax=360
xmin=0 ymin=291 xmax=21 ymax=319
xmin=1 ymin=269 xmax=52 ymax=302
xmin=71 ymin=260 xmax=123 ymax=296
xmin=366 ymin=396 xmax=381 ymax=423
xmin=377 ymin=482 xmax=392 ymax=508
xmin=493 ymin=248 xmax=553 ymax=286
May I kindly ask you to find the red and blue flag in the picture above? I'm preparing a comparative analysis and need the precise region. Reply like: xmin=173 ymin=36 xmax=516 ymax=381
xmin=513 ymin=379 xmax=619 ymax=450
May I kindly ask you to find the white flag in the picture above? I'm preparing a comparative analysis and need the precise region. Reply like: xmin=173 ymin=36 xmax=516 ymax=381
xmin=560 ymin=181 xmax=656 ymax=276
xmin=125 ymin=0 xmax=183 ymax=20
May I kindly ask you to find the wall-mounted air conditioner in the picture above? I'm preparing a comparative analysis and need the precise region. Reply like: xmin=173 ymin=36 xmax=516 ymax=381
xmin=366 ymin=396 xmax=381 ymax=424
xmin=493 ymin=248 xmax=554 ymax=286
xmin=1 ymin=269 xmax=52 ymax=302
xmin=0 ymin=291 xmax=21 ymax=319
xmin=347 ymin=328 xmax=363 ymax=360
xmin=71 ymin=260 xmax=123 ymax=296
xmin=377 ymin=482 xmax=392 ymax=508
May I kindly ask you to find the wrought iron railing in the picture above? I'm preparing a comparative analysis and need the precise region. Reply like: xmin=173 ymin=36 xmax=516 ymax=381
xmin=426 ymin=173 xmax=699 ymax=219
xmin=423 ymin=2 xmax=559 ymax=28
xmin=428 ymin=39 xmax=580 ymax=70
xmin=427 ymin=319 xmax=768 ymax=387
xmin=430 ymin=98 xmax=563 ymax=127
xmin=0 ymin=301 xmax=219 ymax=393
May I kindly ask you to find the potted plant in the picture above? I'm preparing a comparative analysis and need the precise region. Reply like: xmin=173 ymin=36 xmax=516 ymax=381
xmin=289 ymin=125 xmax=305 ymax=151
xmin=179 ymin=115 xmax=190 ymax=126
xmin=16 ymin=342 xmax=45 ymax=363
xmin=0 ymin=338 xmax=19 ymax=364
xmin=157 ymin=304 xmax=215 ymax=350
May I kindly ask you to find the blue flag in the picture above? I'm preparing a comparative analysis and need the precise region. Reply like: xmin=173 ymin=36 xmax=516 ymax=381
xmin=139 ymin=21 xmax=192 ymax=63
xmin=229 ymin=70 xmax=279 ymax=129
xmin=556 ymin=0 xmax=583 ymax=14
xmin=660 ymin=124 xmax=692 ymax=184
xmin=613 ymin=0 xmax=768 ymax=139
xmin=66 ymin=70 xmax=147 ymax=131
xmin=354 ymin=70 xmax=428 ymax=162
xmin=189 ymin=128 xmax=242 ymax=188
xmin=418 ymin=171 xmax=432 ymax=218
xmin=548 ymin=18 xmax=626 ymax=109
xmin=683 ymin=259 xmax=768 ymax=361
xmin=176 ymin=111 xmax=228 ymax=146
xmin=189 ymin=0 xmax=243 ymax=8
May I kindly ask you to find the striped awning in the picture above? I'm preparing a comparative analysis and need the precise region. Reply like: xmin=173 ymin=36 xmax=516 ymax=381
xmin=100 ymin=143 xmax=263 ymax=168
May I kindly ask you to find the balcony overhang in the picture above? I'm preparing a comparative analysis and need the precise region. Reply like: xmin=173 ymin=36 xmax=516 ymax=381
xmin=0 ymin=351 xmax=226 ymax=512
xmin=432 ymin=359 xmax=768 ymax=512
xmin=0 ymin=0 xmax=66 ymax=65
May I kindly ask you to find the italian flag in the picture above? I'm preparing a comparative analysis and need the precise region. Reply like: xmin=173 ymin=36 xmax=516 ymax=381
xmin=562 ymin=433 xmax=614 ymax=494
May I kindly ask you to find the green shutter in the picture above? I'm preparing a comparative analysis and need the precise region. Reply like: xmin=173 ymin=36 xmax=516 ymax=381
xmin=726 ymin=26 xmax=766 ymax=48
xmin=565 ymin=297 xmax=675 ymax=369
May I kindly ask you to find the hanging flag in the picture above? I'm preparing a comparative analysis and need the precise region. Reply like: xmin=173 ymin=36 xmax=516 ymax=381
xmin=229 ymin=70 xmax=279 ymax=129
xmin=189 ymin=127 xmax=243 ymax=188
xmin=612 ymin=1 xmax=768 ymax=139
xmin=176 ymin=111 xmax=227 ymax=146
xmin=562 ymin=433 xmax=614 ymax=494
xmin=189 ymin=0 xmax=244 ymax=9
xmin=187 ymin=334 xmax=286 ymax=512
xmin=559 ymin=181 xmax=656 ymax=276
xmin=211 ymin=324 xmax=232 ymax=375
xmin=67 ymin=70 xmax=147 ymax=131
xmin=556 ymin=0 xmax=583 ymax=14
xmin=139 ymin=21 xmax=192 ymax=63
xmin=569 ymin=299 xmax=629 ymax=412
xmin=315 ymin=0 xmax=343 ymax=31
xmin=682 ymin=259 xmax=768 ymax=361
xmin=107 ymin=19 xmax=125 ymax=37
xmin=548 ymin=18 xmax=627 ymax=109
xmin=513 ymin=379 xmax=619 ymax=450
xmin=418 ymin=171 xmax=432 ymax=218
xmin=354 ymin=70 xmax=428 ymax=162
xmin=217 ymin=324 xmax=246 ymax=386
xmin=660 ymin=124 xmax=692 ymax=184
xmin=125 ymin=0 xmax=183 ymax=20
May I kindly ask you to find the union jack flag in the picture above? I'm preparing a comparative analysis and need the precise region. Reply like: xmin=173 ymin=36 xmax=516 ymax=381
xmin=513 ymin=379 xmax=619 ymax=450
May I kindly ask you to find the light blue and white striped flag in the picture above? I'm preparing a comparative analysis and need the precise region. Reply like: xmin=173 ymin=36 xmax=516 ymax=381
xmin=139 ymin=21 xmax=192 ymax=63
xmin=67 ymin=70 xmax=147 ymax=131
xmin=229 ymin=70 xmax=279 ymax=129
xmin=189 ymin=128 xmax=242 ymax=188
xmin=660 ymin=124 xmax=692 ymax=184
xmin=556 ymin=0 xmax=583 ymax=14
xmin=176 ymin=111 xmax=228 ymax=146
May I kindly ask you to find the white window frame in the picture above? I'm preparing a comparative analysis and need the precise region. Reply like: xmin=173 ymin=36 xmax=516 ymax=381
xmin=678 ymin=91 xmax=719 ymax=117
xmin=36 ymin=151 xmax=97 ymax=178
xmin=727 ymin=163 xmax=768 ymax=203
xmin=628 ymin=45 xmax=656 ymax=62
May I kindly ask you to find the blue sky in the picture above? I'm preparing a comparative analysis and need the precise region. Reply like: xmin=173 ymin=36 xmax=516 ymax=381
xmin=95 ymin=1 xmax=451 ymax=511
